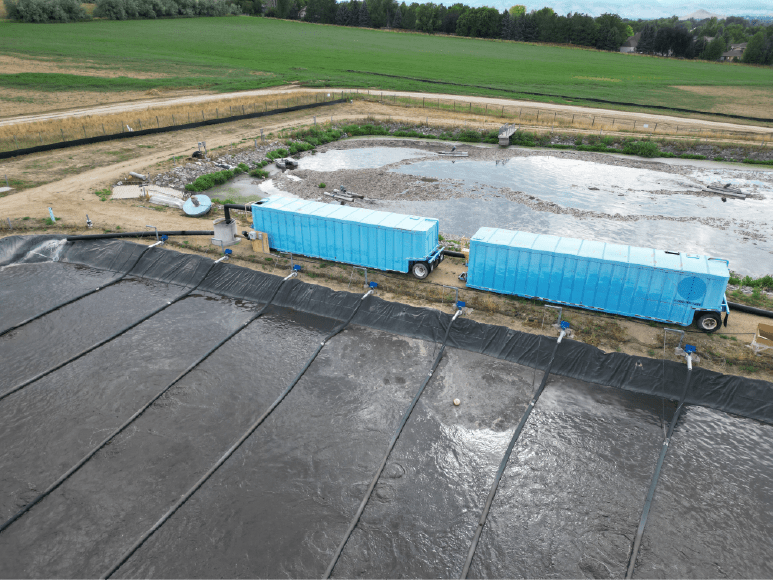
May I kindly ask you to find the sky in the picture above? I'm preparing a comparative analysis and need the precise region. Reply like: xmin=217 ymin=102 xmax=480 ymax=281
xmin=461 ymin=1 xmax=773 ymax=19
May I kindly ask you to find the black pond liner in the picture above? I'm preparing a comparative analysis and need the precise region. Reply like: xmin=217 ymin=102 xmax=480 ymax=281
xmin=0 ymin=235 xmax=772 ymax=578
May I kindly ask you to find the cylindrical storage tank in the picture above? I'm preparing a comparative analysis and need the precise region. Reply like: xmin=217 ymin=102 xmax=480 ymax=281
xmin=251 ymin=197 xmax=440 ymax=273
xmin=466 ymin=227 xmax=730 ymax=326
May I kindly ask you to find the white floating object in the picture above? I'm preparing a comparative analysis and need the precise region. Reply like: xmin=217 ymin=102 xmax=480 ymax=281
xmin=453 ymin=398 xmax=461 ymax=406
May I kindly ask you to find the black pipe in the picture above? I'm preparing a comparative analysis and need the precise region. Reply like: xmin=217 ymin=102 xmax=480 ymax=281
xmin=0 ymin=243 xmax=154 ymax=338
xmin=460 ymin=334 xmax=561 ymax=578
xmin=325 ymin=307 xmax=464 ymax=579
xmin=442 ymin=249 xmax=466 ymax=258
xmin=65 ymin=231 xmax=214 ymax=241
xmin=728 ymin=301 xmax=773 ymax=319
xmin=0 ymin=260 xmax=221 ymax=537
xmin=222 ymin=203 xmax=256 ymax=224
xmin=625 ymin=368 xmax=693 ymax=578
xmin=103 ymin=284 xmax=375 ymax=580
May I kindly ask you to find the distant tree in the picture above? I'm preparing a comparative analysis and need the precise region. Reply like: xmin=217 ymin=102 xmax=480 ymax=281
xmin=568 ymin=12 xmax=597 ymax=46
xmin=304 ymin=0 xmax=335 ymax=22
xmin=508 ymin=4 xmax=524 ymax=18
xmin=500 ymin=10 xmax=512 ymax=40
xmin=335 ymin=2 xmax=349 ymax=25
xmin=391 ymin=3 xmax=401 ymax=27
xmin=439 ymin=2 xmax=464 ymax=33
xmin=742 ymin=30 xmax=766 ymax=63
xmin=637 ymin=23 xmax=656 ymax=53
xmin=359 ymin=0 xmax=371 ymax=26
xmin=401 ymin=1 xmax=417 ymax=29
xmin=595 ymin=13 xmax=627 ymax=50
xmin=624 ymin=24 xmax=634 ymax=38
xmin=701 ymin=35 xmax=726 ymax=60
xmin=8 ymin=0 xmax=86 ymax=21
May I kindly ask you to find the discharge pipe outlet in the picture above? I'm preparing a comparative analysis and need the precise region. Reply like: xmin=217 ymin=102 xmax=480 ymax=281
xmin=557 ymin=320 xmax=571 ymax=344
xmin=223 ymin=203 xmax=256 ymax=224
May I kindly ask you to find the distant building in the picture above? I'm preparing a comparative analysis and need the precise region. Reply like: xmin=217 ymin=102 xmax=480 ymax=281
xmin=720 ymin=43 xmax=748 ymax=61
xmin=620 ymin=31 xmax=641 ymax=53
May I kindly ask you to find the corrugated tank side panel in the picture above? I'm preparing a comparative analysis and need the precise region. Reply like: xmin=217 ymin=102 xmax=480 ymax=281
xmin=467 ymin=229 xmax=719 ymax=325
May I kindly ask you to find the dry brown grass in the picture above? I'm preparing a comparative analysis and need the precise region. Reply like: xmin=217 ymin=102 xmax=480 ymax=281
xmin=0 ymin=91 xmax=325 ymax=150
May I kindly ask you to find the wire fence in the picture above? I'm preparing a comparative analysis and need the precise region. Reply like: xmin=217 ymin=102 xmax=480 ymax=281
xmin=352 ymin=91 xmax=773 ymax=145
xmin=0 ymin=92 xmax=353 ymax=155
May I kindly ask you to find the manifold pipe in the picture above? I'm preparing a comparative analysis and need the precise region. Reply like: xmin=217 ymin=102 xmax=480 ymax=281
xmin=460 ymin=334 xmax=562 ymax=579
xmin=102 ymin=283 xmax=372 ymax=580
xmin=442 ymin=249 xmax=466 ymax=259
xmin=0 ymin=242 xmax=157 ymax=339
xmin=324 ymin=307 xmax=464 ymax=578
xmin=65 ymin=231 xmax=213 ymax=241
xmin=625 ymin=367 xmax=693 ymax=579
xmin=727 ymin=301 xmax=773 ymax=319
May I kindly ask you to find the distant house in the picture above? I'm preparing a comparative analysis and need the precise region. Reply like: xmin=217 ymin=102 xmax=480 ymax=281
xmin=721 ymin=43 xmax=748 ymax=61
xmin=620 ymin=31 xmax=641 ymax=53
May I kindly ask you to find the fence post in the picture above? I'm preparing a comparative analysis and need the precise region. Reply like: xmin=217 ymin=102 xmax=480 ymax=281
xmin=61 ymin=128 xmax=65 ymax=141
xmin=82 ymin=125 xmax=87 ymax=138
xmin=156 ymin=116 xmax=160 ymax=127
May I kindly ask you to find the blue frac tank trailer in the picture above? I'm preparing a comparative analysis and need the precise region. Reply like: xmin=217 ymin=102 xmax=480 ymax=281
xmin=251 ymin=197 xmax=444 ymax=278
xmin=465 ymin=227 xmax=731 ymax=332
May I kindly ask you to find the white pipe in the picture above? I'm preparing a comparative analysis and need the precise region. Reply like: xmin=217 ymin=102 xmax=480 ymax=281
xmin=686 ymin=353 xmax=693 ymax=371
xmin=283 ymin=271 xmax=298 ymax=281
xmin=557 ymin=329 xmax=567 ymax=344
xmin=452 ymin=308 xmax=462 ymax=322
xmin=148 ymin=240 xmax=164 ymax=248
xmin=361 ymin=289 xmax=374 ymax=300
xmin=214 ymin=255 xmax=229 ymax=264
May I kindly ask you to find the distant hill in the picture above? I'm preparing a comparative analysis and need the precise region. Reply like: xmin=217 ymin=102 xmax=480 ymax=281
xmin=679 ymin=9 xmax=726 ymax=20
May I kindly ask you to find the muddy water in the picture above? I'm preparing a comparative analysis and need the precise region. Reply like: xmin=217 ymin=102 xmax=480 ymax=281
xmin=301 ymin=147 xmax=433 ymax=171
xmin=634 ymin=405 xmax=773 ymax=578
xmin=469 ymin=377 xmax=676 ymax=579
xmin=332 ymin=347 xmax=543 ymax=578
xmin=0 ymin=277 xmax=182 ymax=394
xmin=113 ymin=325 xmax=438 ymax=578
xmin=0 ymin=263 xmax=118 ymax=331
xmin=0 ymin=305 xmax=335 ymax=578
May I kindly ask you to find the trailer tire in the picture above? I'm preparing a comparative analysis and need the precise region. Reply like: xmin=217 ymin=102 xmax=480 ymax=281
xmin=696 ymin=312 xmax=721 ymax=333
xmin=412 ymin=262 xmax=430 ymax=280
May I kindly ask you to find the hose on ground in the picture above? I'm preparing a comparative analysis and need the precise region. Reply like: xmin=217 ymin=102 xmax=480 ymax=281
xmin=324 ymin=307 xmax=463 ymax=579
xmin=625 ymin=369 xmax=693 ymax=579
xmin=727 ymin=301 xmax=773 ymax=319
xmin=460 ymin=334 xmax=561 ymax=578
xmin=101 ymin=285 xmax=374 ymax=579
xmin=65 ymin=231 xmax=214 ymax=241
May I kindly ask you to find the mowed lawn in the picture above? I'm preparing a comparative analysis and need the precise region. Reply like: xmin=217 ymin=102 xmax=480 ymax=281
xmin=1 ymin=16 xmax=772 ymax=114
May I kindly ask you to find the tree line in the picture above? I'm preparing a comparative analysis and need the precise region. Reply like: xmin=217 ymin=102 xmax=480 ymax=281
xmin=630 ymin=15 xmax=773 ymax=64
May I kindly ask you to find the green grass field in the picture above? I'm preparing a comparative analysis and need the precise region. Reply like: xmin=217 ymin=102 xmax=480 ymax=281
xmin=1 ymin=16 xmax=772 ymax=116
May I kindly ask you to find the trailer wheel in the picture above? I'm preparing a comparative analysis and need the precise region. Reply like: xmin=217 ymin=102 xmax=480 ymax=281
xmin=696 ymin=312 xmax=721 ymax=333
xmin=412 ymin=262 xmax=430 ymax=279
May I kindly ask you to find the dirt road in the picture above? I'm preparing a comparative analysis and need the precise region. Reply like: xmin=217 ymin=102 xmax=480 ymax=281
xmin=4 ymin=86 xmax=773 ymax=139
